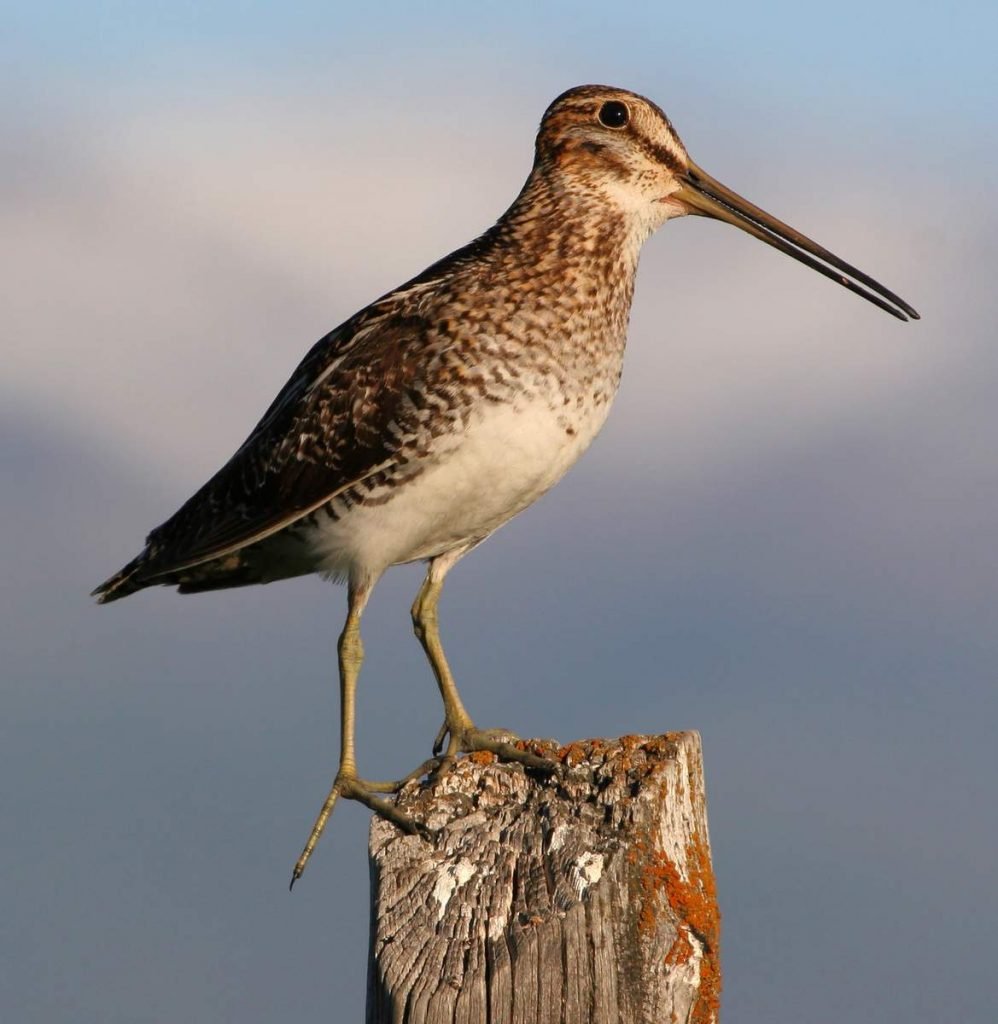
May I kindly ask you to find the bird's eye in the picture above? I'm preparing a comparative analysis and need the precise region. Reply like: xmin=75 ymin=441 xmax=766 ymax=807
xmin=598 ymin=101 xmax=629 ymax=129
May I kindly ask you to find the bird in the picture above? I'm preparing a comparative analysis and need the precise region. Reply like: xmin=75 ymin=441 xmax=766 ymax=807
xmin=93 ymin=85 xmax=919 ymax=884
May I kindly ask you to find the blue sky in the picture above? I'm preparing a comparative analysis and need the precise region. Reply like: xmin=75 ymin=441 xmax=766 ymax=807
xmin=3 ymin=3 xmax=997 ymax=1022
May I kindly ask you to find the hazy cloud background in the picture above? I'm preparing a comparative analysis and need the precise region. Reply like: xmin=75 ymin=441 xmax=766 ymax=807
xmin=3 ymin=3 xmax=996 ymax=1021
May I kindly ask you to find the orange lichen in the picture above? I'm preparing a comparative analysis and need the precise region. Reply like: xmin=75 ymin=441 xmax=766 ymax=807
xmin=514 ymin=737 xmax=559 ymax=759
xmin=664 ymin=927 xmax=693 ymax=967
xmin=635 ymin=847 xmax=680 ymax=936
xmin=557 ymin=742 xmax=587 ymax=766
xmin=643 ymin=735 xmax=678 ymax=760
xmin=468 ymin=750 xmax=496 ymax=766
xmin=634 ymin=827 xmax=721 ymax=1024
xmin=695 ymin=951 xmax=720 ymax=1024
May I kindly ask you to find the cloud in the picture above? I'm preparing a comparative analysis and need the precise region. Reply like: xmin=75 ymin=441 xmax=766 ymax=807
xmin=4 ymin=88 xmax=974 ymax=505
xmin=5 ymin=81 xmax=998 ymax=1024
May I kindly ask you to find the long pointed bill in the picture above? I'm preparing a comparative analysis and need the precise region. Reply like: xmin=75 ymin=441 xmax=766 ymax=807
xmin=673 ymin=161 xmax=920 ymax=322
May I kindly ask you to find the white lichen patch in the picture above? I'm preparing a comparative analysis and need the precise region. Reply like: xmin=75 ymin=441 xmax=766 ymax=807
xmin=662 ymin=926 xmax=705 ymax=1021
xmin=682 ymin=928 xmax=705 ymax=991
xmin=547 ymin=823 xmax=570 ymax=853
xmin=453 ymin=860 xmax=476 ymax=886
xmin=430 ymin=858 xmax=477 ymax=922
xmin=431 ymin=872 xmax=458 ymax=920
xmin=569 ymin=851 xmax=604 ymax=898
xmin=486 ymin=888 xmax=513 ymax=940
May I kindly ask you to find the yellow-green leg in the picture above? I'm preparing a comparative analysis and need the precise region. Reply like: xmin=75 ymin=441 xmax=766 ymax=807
xmin=291 ymin=580 xmax=435 ymax=888
xmin=411 ymin=568 xmax=474 ymax=757
xmin=412 ymin=553 xmax=553 ymax=771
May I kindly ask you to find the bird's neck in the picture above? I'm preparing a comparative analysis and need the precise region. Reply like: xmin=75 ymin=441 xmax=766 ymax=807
xmin=480 ymin=172 xmax=643 ymax=348
xmin=393 ymin=170 xmax=644 ymax=366
xmin=496 ymin=170 xmax=647 ymax=282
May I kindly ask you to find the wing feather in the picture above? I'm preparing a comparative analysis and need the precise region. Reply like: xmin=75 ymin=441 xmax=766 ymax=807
xmin=136 ymin=305 xmax=436 ymax=579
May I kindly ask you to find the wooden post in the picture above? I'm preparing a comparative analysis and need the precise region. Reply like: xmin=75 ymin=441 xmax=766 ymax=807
xmin=366 ymin=732 xmax=720 ymax=1024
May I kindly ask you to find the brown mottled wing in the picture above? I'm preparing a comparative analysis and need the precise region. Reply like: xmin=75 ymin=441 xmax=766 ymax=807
xmin=138 ymin=306 xmax=433 ymax=577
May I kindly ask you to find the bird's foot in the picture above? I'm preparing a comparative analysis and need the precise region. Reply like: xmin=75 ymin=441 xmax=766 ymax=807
xmin=432 ymin=721 xmax=558 ymax=774
xmin=290 ymin=759 xmax=440 ymax=889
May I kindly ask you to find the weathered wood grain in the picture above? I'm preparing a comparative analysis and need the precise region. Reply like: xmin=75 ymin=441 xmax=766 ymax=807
xmin=366 ymin=732 xmax=719 ymax=1024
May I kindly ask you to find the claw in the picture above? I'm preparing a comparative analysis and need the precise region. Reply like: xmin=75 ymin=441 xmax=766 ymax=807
xmin=432 ymin=720 xmax=450 ymax=758
xmin=290 ymin=759 xmax=442 ymax=888
xmin=448 ymin=725 xmax=560 ymax=774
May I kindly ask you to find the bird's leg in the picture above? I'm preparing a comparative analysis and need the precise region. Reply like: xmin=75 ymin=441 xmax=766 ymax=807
xmin=411 ymin=568 xmax=474 ymax=757
xmin=291 ymin=581 xmax=434 ymax=888
xmin=412 ymin=556 xmax=554 ymax=774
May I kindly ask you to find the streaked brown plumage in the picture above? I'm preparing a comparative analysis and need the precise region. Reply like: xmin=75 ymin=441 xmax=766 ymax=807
xmin=93 ymin=85 xmax=918 ymax=882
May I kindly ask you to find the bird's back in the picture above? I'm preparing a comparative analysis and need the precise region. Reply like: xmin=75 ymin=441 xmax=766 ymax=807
xmin=93 ymin=193 xmax=641 ymax=602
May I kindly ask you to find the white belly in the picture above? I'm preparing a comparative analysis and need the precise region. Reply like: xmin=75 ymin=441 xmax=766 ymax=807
xmin=307 ymin=395 xmax=610 ymax=580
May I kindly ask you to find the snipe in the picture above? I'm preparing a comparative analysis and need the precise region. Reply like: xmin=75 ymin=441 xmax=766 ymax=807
xmin=94 ymin=85 xmax=919 ymax=884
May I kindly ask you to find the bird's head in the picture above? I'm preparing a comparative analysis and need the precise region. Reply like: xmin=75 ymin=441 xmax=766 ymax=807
xmin=536 ymin=85 xmax=692 ymax=228
xmin=534 ymin=85 xmax=918 ymax=321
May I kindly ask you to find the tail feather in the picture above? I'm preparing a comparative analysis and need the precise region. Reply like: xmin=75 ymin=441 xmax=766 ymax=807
xmin=92 ymin=544 xmax=306 ymax=602
xmin=91 ymin=554 xmax=151 ymax=604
